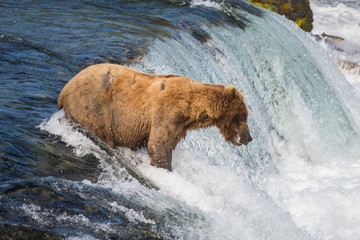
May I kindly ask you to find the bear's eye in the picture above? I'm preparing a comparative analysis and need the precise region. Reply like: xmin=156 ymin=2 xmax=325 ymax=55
xmin=233 ymin=114 xmax=246 ymax=123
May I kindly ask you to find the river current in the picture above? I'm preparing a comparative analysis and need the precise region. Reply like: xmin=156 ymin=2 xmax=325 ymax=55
xmin=1 ymin=0 xmax=360 ymax=239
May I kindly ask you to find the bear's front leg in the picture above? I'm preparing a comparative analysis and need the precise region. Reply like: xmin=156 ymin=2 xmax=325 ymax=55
xmin=148 ymin=110 xmax=185 ymax=171
xmin=147 ymin=121 xmax=180 ymax=171
xmin=147 ymin=139 xmax=172 ymax=171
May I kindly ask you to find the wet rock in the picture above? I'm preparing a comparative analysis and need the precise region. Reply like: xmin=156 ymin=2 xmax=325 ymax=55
xmin=335 ymin=59 xmax=360 ymax=76
xmin=179 ymin=20 xmax=213 ymax=43
xmin=0 ymin=224 xmax=62 ymax=240
xmin=246 ymin=0 xmax=313 ymax=32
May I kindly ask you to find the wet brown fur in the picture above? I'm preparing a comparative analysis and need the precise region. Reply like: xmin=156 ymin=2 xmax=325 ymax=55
xmin=58 ymin=63 xmax=251 ymax=171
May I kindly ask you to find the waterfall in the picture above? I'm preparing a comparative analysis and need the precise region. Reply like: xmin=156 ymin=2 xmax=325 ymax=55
xmin=37 ymin=1 xmax=360 ymax=239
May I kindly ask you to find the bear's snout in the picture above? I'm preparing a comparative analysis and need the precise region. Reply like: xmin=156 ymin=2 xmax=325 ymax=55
xmin=233 ymin=128 xmax=252 ymax=146
xmin=244 ymin=134 xmax=252 ymax=145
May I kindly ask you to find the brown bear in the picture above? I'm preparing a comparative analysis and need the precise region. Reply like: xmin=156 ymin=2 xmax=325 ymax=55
xmin=58 ymin=63 xmax=252 ymax=171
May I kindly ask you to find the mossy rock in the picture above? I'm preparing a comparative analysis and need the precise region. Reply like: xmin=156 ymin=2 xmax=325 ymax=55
xmin=246 ymin=0 xmax=313 ymax=32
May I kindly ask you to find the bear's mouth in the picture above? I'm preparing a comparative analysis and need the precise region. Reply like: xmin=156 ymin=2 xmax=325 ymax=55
xmin=233 ymin=132 xmax=245 ymax=146
xmin=234 ymin=132 xmax=244 ymax=146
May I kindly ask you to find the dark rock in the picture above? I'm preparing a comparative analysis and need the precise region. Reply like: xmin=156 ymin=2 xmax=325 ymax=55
xmin=179 ymin=20 xmax=213 ymax=43
xmin=0 ymin=224 xmax=62 ymax=240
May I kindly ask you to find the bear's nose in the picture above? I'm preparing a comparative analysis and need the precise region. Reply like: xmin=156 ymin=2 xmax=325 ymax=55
xmin=248 ymin=135 xmax=253 ymax=143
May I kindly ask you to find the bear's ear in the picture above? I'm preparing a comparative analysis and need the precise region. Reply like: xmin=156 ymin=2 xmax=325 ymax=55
xmin=224 ymin=85 xmax=242 ymax=101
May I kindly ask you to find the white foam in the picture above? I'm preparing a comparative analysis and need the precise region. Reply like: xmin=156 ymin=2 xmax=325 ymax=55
xmin=38 ymin=110 xmax=103 ymax=158
xmin=67 ymin=235 xmax=99 ymax=240
xmin=20 ymin=203 xmax=51 ymax=226
xmin=56 ymin=212 xmax=113 ymax=233
xmin=191 ymin=0 xmax=223 ymax=10
xmin=108 ymin=201 xmax=155 ymax=224
xmin=19 ymin=203 xmax=115 ymax=236
xmin=311 ymin=2 xmax=360 ymax=43
xmin=341 ymin=67 xmax=360 ymax=94
xmin=138 ymin=148 xmax=313 ymax=240
xmin=266 ymin=151 xmax=360 ymax=239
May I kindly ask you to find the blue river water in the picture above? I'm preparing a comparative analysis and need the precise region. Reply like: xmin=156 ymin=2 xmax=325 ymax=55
xmin=1 ymin=0 xmax=360 ymax=239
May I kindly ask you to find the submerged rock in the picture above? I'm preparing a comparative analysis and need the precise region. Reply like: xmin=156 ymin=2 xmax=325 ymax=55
xmin=246 ymin=0 xmax=313 ymax=32
xmin=0 ymin=224 xmax=62 ymax=240
xmin=335 ymin=60 xmax=360 ymax=75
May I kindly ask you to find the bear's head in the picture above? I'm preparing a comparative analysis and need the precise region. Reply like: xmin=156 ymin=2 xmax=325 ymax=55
xmin=217 ymin=86 xmax=252 ymax=146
